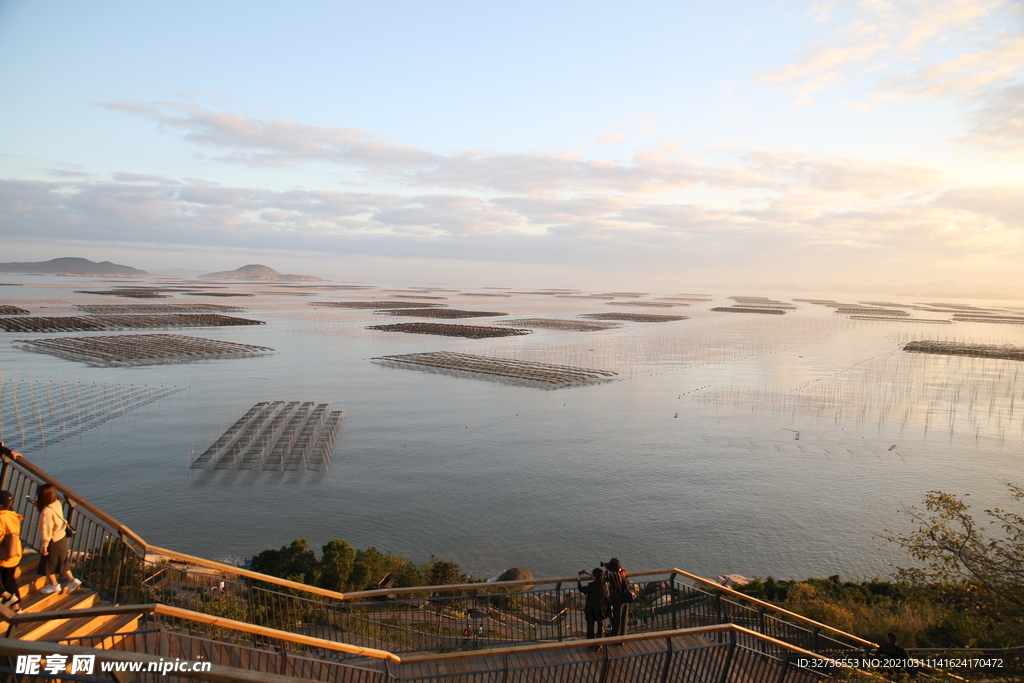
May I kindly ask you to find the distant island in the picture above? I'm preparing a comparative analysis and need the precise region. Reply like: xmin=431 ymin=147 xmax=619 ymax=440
xmin=0 ymin=257 xmax=147 ymax=276
xmin=198 ymin=264 xmax=322 ymax=281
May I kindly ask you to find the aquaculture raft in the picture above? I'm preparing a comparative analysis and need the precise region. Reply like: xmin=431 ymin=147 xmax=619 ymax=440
xmin=366 ymin=323 xmax=531 ymax=339
xmin=0 ymin=305 xmax=29 ymax=315
xmin=373 ymin=352 xmax=617 ymax=388
xmin=75 ymin=303 xmax=246 ymax=314
xmin=903 ymin=340 xmax=1024 ymax=362
xmin=190 ymin=401 xmax=343 ymax=472
xmin=13 ymin=334 xmax=273 ymax=367
xmin=498 ymin=318 xmax=619 ymax=331
xmin=382 ymin=308 xmax=508 ymax=319
xmin=309 ymin=301 xmax=447 ymax=309
xmin=608 ymin=301 xmax=688 ymax=308
xmin=0 ymin=314 xmax=265 ymax=333
xmin=710 ymin=307 xmax=785 ymax=315
xmin=579 ymin=313 xmax=687 ymax=323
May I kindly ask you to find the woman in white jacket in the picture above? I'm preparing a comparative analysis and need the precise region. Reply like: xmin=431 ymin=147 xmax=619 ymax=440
xmin=35 ymin=484 xmax=81 ymax=595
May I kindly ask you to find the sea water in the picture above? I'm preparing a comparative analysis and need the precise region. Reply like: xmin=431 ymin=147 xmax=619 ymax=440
xmin=0 ymin=276 xmax=1021 ymax=581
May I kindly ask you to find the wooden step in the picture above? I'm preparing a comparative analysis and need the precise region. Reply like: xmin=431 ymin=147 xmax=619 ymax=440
xmin=88 ymin=612 xmax=143 ymax=649
xmin=43 ymin=610 xmax=141 ymax=644
xmin=17 ymin=584 xmax=96 ymax=614
xmin=13 ymin=592 xmax=100 ymax=640
xmin=13 ymin=552 xmax=46 ymax=593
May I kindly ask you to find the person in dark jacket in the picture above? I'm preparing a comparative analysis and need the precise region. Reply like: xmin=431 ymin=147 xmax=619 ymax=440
xmin=603 ymin=557 xmax=632 ymax=636
xmin=577 ymin=568 xmax=609 ymax=641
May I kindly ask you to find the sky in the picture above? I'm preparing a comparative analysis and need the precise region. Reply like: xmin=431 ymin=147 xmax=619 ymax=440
xmin=1 ymin=0 xmax=1023 ymax=287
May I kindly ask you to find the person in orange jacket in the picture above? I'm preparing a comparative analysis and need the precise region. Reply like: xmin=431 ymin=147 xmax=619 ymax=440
xmin=0 ymin=490 xmax=24 ymax=611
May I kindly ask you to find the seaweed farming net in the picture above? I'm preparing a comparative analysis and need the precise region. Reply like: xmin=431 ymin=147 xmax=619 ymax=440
xmin=373 ymin=352 xmax=617 ymax=388
xmin=13 ymin=334 xmax=274 ymax=367
xmin=0 ymin=314 xmax=265 ymax=333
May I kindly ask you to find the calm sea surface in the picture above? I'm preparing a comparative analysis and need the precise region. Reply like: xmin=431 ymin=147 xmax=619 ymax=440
xmin=1 ymin=276 xmax=1021 ymax=581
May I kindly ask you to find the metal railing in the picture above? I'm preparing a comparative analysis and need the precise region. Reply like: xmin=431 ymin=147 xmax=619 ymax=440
xmin=0 ymin=623 xmax=870 ymax=683
xmin=0 ymin=452 xmax=962 ymax=681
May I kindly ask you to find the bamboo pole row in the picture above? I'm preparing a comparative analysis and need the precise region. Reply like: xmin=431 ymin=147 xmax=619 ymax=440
xmin=0 ymin=378 xmax=183 ymax=452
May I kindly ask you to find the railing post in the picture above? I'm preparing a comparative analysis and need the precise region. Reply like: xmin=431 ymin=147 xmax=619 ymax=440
xmin=812 ymin=626 xmax=821 ymax=654
xmin=599 ymin=642 xmax=610 ymax=683
xmin=775 ymin=651 xmax=791 ymax=683
xmin=0 ymin=453 xmax=10 ymax=490
xmin=669 ymin=574 xmax=678 ymax=630
xmin=113 ymin=532 xmax=130 ymax=605
xmin=556 ymin=582 xmax=563 ymax=642
xmin=715 ymin=592 xmax=723 ymax=624
xmin=660 ymin=634 xmax=674 ymax=683
xmin=721 ymin=628 xmax=737 ymax=683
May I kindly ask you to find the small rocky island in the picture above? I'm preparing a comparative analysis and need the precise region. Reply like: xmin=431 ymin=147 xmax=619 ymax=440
xmin=198 ymin=264 xmax=321 ymax=281
xmin=0 ymin=257 xmax=147 ymax=276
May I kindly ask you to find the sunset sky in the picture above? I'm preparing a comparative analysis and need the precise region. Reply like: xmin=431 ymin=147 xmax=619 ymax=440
xmin=1 ymin=0 xmax=1022 ymax=286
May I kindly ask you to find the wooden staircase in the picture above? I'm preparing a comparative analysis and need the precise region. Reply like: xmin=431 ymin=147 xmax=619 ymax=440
xmin=1 ymin=552 xmax=141 ymax=646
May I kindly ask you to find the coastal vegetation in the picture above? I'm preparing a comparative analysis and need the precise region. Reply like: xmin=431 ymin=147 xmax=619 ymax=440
xmin=738 ymin=483 xmax=1024 ymax=650
xmin=249 ymin=539 xmax=478 ymax=593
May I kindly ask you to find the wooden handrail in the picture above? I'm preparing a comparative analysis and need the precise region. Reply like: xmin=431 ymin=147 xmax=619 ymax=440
xmin=152 ymin=605 xmax=401 ymax=663
xmin=3 ymin=454 xmax=146 ymax=547
xmin=6 ymin=602 xmax=400 ymax=662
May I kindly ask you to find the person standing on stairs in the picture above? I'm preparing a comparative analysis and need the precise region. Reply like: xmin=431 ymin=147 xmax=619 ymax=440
xmin=36 ymin=484 xmax=81 ymax=595
xmin=0 ymin=490 xmax=23 ymax=611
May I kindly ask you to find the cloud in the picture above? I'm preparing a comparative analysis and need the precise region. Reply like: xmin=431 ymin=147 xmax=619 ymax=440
xmin=1 ymin=157 xmax=1021 ymax=282
xmin=934 ymin=185 xmax=1024 ymax=227
xmin=102 ymin=102 xmax=778 ymax=194
xmin=599 ymin=133 xmax=626 ymax=144
xmin=100 ymin=101 xmax=442 ymax=172
xmin=958 ymin=83 xmax=1024 ymax=151
xmin=111 ymin=173 xmax=183 ymax=185
xmin=742 ymin=151 xmax=949 ymax=195
xmin=878 ymin=34 xmax=1024 ymax=100
xmin=760 ymin=41 xmax=889 ymax=93
xmin=760 ymin=0 xmax=1020 ymax=99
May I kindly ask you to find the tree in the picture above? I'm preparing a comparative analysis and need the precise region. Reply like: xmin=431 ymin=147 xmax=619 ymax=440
xmin=884 ymin=483 xmax=1024 ymax=636
xmin=250 ymin=539 xmax=319 ymax=584
xmin=318 ymin=539 xmax=356 ymax=592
